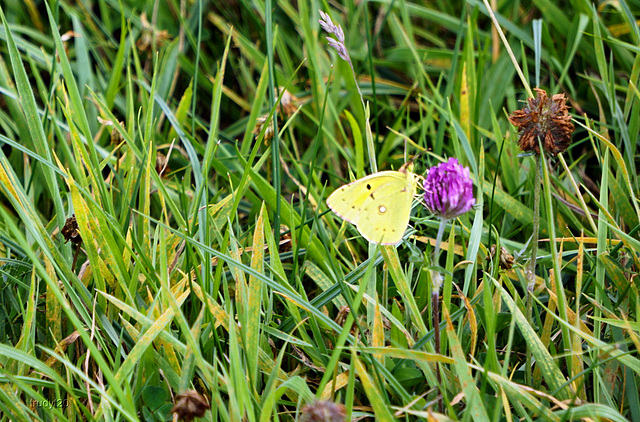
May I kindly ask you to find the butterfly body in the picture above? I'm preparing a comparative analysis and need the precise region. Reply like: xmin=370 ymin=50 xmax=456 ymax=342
xmin=326 ymin=168 xmax=416 ymax=245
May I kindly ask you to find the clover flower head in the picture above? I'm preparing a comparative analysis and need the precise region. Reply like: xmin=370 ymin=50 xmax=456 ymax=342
xmin=508 ymin=88 xmax=574 ymax=156
xmin=423 ymin=158 xmax=475 ymax=219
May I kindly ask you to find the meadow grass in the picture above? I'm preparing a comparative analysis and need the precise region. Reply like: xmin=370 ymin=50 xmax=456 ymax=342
xmin=0 ymin=1 xmax=639 ymax=421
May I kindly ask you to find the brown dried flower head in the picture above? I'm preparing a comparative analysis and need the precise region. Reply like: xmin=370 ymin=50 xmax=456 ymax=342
xmin=277 ymin=87 xmax=299 ymax=117
xmin=97 ymin=117 xmax=125 ymax=145
xmin=487 ymin=244 xmax=514 ymax=270
xmin=252 ymin=115 xmax=275 ymax=143
xmin=300 ymin=400 xmax=346 ymax=422
xmin=137 ymin=13 xmax=171 ymax=54
xmin=252 ymin=88 xmax=299 ymax=143
xmin=278 ymin=224 xmax=292 ymax=253
xmin=171 ymin=390 xmax=210 ymax=422
xmin=155 ymin=151 xmax=170 ymax=177
xmin=508 ymin=88 xmax=574 ymax=156
xmin=61 ymin=215 xmax=82 ymax=245
xmin=110 ymin=123 xmax=124 ymax=145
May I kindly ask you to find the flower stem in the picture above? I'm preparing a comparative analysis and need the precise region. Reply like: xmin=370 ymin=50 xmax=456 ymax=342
xmin=525 ymin=154 xmax=541 ymax=385
xmin=432 ymin=218 xmax=447 ymax=413
xmin=527 ymin=156 xmax=541 ymax=290
xmin=432 ymin=288 xmax=442 ymax=412
xmin=433 ymin=218 xmax=447 ymax=264
xmin=431 ymin=220 xmax=447 ymax=358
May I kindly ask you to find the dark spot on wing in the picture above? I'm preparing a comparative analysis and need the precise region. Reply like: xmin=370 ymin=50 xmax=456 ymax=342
xmin=366 ymin=183 xmax=372 ymax=190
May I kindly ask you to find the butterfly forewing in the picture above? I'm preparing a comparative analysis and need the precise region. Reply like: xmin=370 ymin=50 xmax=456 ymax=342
xmin=326 ymin=178 xmax=373 ymax=225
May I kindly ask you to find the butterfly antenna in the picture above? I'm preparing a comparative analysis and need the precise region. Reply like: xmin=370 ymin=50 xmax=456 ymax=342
xmin=399 ymin=154 xmax=422 ymax=173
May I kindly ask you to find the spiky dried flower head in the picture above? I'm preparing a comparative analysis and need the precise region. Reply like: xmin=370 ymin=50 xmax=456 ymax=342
xmin=508 ymin=88 xmax=574 ymax=156
xmin=423 ymin=158 xmax=475 ymax=220
xmin=300 ymin=400 xmax=346 ymax=422
xmin=61 ymin=215 xmax=82 ymax=245
xmin=171 ymin=390 xmax=210 ymax=422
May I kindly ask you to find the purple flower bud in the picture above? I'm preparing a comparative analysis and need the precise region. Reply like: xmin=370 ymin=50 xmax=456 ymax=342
xmin=423 ymin=158 xmax=475 ymax=219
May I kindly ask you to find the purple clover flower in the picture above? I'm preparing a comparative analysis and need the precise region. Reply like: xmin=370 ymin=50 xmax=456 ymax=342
xmin=423 ymin=158 xmax=475 ymax=219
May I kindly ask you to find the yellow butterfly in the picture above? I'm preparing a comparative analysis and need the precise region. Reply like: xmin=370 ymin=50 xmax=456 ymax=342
xmin=326 ymin=164 xmax=417 ymax=245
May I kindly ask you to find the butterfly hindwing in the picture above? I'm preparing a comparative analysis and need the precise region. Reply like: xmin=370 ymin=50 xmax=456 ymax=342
xmin=356 ymin=174 xmax=416 ymax=244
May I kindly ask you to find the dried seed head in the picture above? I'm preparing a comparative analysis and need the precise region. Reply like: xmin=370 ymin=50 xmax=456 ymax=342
xmin=97 ymin=117 xmax=125 ymax=145
xmin=110 ymin=124 xmax=124 ymax=145
xmin=278 ymin=224 xmax=292 ymax=253
xmin=277 ymin=88 xmax=299 ymax=117
xmin=251 ymin=88 xmax=298 ymax=143
xmin=252 ymin=114 xmax=275 ymax=143
xmin=137 ymin=13 xmax=171 ymax=55
xmin=171 ymin=390 xmax=210 ymax=422
xmin=300 ymin=400 xmax=346 ymax=422
xmin=61 ymin=215 xmax=82 ymax=245
xmin=508 ymin=88 xmax=574 ymax=156
xmin=487 ymin=245 xmax=514 ymax=270
xmin=156 ymin=151 xmax=170 ymax=177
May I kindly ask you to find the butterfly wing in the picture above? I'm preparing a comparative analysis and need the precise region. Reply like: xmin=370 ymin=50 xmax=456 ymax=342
xmin=327 ymin=170 xmax=416 ymax=245
xmin=326 ymin=174 xmax=379 ymax=225
xmin=356 ymin=171 xmax=416 ymax=244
